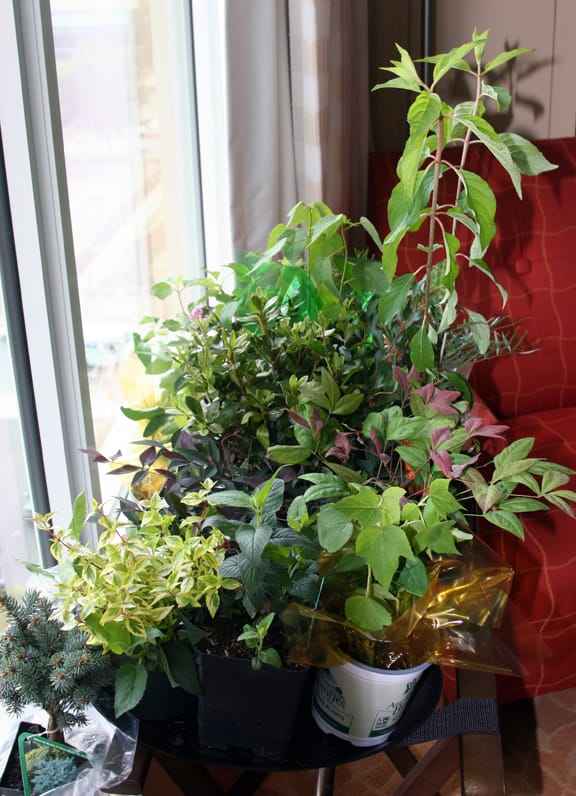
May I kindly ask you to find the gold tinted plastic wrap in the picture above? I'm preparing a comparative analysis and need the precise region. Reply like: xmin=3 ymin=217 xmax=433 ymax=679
xmin=285 ymin=537 xmax=522 ymax=673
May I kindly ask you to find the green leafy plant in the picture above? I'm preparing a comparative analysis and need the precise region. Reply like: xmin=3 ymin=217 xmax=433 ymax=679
xmin=66 ymin=30 xmax=576 ymax=673
xmin=0 ymin=590 xmax=111 ymax=741
xmin=237 ymin=614 xmax=282 ymax=670
xmin=33 ymin=491 xmax=239 ymax=717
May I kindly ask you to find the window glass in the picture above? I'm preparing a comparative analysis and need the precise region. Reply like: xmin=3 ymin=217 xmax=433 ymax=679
xmin=50 ymin=0 xmax=204 ymax=494
xmin=0 ymin=292 xmax=42 ymax=596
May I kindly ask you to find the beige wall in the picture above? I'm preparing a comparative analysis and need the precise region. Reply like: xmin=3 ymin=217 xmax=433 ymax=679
xmin=370 ymin=0 xmax=576 ymax=150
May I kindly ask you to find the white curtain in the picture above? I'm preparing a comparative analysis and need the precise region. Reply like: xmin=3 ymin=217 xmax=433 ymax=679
xmin=225 ymin=1 xmax=297 ymax=254
xmin=288 ymin=0 xmax=369 ymax=218
xmin=224 ymin=0 xmax=369 ymax=254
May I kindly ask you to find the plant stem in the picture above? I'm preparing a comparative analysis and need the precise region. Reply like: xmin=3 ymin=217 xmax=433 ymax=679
xmin=451 ymin=59 xmax=483 ymax=236
xmin=423 ymin=115 xmax=445 ymax=325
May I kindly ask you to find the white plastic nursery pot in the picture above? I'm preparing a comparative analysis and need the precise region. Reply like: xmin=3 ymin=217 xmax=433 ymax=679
xmin=311 ymin=658 xmax=430 ymax=747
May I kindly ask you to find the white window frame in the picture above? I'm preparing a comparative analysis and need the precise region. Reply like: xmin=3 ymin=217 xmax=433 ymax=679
xmin=1 ymin=0 xmax=98 ymax=526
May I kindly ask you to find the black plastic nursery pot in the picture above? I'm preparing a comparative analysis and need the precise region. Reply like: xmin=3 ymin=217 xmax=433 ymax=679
xmin=0 ymin=722 xmax=44 ymax=796
xmin=0 ymin=721 xmax=44 ymax=796
xmin=195 ymin=651 xmax=311 ymax=760
xmin=130 ymin=669 xmax=197 ymax=722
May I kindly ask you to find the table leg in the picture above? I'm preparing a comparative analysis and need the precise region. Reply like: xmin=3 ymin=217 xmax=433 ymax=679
xmin=388 ymin=736 xmax=459 ymax=796
xmin=315 ymin=766 xmax=335 ymax=796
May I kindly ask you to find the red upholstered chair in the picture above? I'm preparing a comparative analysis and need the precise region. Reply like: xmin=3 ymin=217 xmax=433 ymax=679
xmin=367 ymin=137 xmax=576 ymax=702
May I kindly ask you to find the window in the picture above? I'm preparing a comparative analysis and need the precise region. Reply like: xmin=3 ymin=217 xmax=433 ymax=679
xmin=0 ymin=0 xmax=231 ymax=592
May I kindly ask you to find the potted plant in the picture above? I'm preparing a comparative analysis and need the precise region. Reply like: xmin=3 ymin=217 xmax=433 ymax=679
xmin=94 ymin=29 xmax=576 ymax=747
xmin=32 ymin=491 xmax=239 ymax=721
xmin=0 ymin=590 xmax=110 ymax=795
xmin=34 ymin=29 xmax=576 ymax=753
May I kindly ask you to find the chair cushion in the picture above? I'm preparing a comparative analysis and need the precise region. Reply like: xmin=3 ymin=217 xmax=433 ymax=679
xmin=480 ymin=406 xmax=576 ymax=700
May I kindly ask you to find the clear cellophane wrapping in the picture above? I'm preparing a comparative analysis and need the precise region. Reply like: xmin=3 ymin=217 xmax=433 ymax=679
xmin=285 ymin=536 xmax=536 ymax=675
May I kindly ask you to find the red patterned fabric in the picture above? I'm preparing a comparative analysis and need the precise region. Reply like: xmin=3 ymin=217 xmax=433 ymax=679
xmin=481 ymin=407 xmax=576 ymax=701
xmin=367 ymin=138 xmax=576 ymax=700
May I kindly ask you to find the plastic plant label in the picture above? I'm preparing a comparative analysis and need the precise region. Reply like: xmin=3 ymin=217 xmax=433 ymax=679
xmin=17 ymin=732 xmax=91 ymax=796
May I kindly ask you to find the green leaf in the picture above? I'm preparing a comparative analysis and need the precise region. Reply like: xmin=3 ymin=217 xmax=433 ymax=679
xmin=287 ymin=495 xmax=309 ymax=531
xmin=380 ymin=486 xmax=406 ymax=525
xmin=493 ymin=437 xmax=535 ymax=470
xmin=458 ymin=169 xmax=496 ymax=252
xmin=472 ymin=482 xmax=505 ymax=512
xmin=540 ymin=470 xmax=572 ymax=493
xmin=482 ymin=82 xmax=511 ymax=112
xmin=163 ymin=640 xmax=200 ymax=695
xmin=400 ymin=93 xmax=442 ymax=194
xmin=429 ymin=479 xmax=463 ymax=516
xmin=438 ymin=289 xmax=458 ymax=334
xmin=260 ymin=648 xmax=282 ymax=668
xmin=300 ymin=473 xmax=348 ymax=502
xmin=494 ymin=458 xmax=539 ymax=482
xmin=483 ymin=509 xmax=525 ymax=539
xmin=500 ymin=132 xmax=558 ymax=176
xmin=397 ymin=557 xmax=429 ymax=596
xmin=345 ymin=594 xmax=392 ymax=631
xmin=484 ymin=47 xmax=532 ymax=73
xmin=356 ymin=524 xmax=412 ymax=592
xmin=317 ymin=505 xmax=353 ymax=552
xmin=253 ymin=476 xmax=284 ymax=514
xmin=309 ymin=213 xmax=345 ymax=245
xmin=456 ymin=115 xmax=523 ymax=196
xmin=332 ymin=392 xmax=364 ymax=416
xmin=410 ymin=327 xmax=435 ymax=372
xmin=207 ymin=490 xmax=253 ymax=510
xmin=121 ymin=405 xmax=165 ymax=421
xmin=151 ymin=280 xmax=175 ymax=299
xmin=321 ymin=369 xmax=340 ymax=409
xmin=546 ymin=493 xmax=576 ymax=517
xmin=432 ymin=41 xmax=478 ymax=85
xmin=376 ymin=44 xmax=423 ymax=94
xmin=501 ymin=497 xmax=546 ymax=513
xmin=333 ymin=486 xmax=382 ymax=526
xmin=385 ymin=169 xmax=434 ymax=245
xmin=83 ymin=614 xmax=132 ymax=655
xmin=70 ymin=492 xmax=87 ymax=539
xmin=335 ymin=554 xmax=366 ymax=572
xmin=359 ymin=216 xmax=384 ymax=253
xmin=267 ymin=445 xmax=313 ymax=465
xmin=396 ymin=444 xmax=429 ymax=471
xmin=467 ymin=309 xmax=491 ymax=355
xmin=415 ymin=521 xmax=460 ymax=555
xmin=236 ymin=524 xmax=274 ymax=565
xmin=114 ymin=663 xmax=148 ymax=717
xmin=378 ymin=273 xmax=414 ymax=325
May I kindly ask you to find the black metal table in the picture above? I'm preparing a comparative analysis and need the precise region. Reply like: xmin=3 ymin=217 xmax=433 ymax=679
xmin=121 ymin=666 xmax=504 ymax=795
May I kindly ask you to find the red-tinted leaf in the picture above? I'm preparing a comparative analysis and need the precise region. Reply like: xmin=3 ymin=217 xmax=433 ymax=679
xmin=140 ymin=446 xmax=158 ymax=468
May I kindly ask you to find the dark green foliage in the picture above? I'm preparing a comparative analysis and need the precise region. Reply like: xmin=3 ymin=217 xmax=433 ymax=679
xmin=0 ymin=590 xmax=111 ymax=735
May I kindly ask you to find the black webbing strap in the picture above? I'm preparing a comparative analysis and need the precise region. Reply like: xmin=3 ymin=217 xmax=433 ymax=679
xmin=390 ymin=697 xmax=501 ymax=746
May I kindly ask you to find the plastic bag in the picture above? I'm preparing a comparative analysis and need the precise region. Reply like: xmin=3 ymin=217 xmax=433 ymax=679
xmin=285 ymin=536 xmax=526 ymax=674
xmin=0 ymin=705 xmax=139 ymax=796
